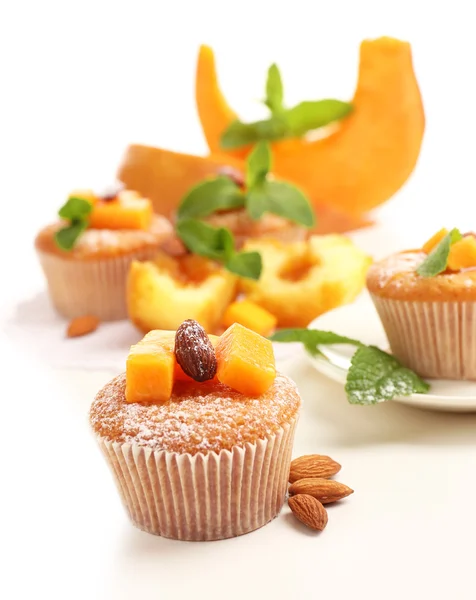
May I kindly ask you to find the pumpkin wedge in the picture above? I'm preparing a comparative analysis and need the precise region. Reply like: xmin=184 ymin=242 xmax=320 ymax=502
xmin=195 ymin=45 xmax=249 ymax=160
xmin=195 ymin=38 xmax=425 ymax=215
xmin=117 ymin=144 xmax=245 ymax=219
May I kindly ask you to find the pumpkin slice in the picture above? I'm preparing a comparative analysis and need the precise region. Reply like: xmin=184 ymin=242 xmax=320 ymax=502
xmin=422 ymin=228 xmax=449 ymax=254
xmin=447 ymin=236 xmax=476 ymax=271
xmin=222 ymin=300 xmax=277 ymax=337
xmin=215 ymin=323 xmax=276 ymax=396
xmin=196 ymin=38 xmax=425 ymax=216
xmin=195 ymin=45 xmax=249 ymax=160
xmin=117 ymin=144 xmax=246 ymax=218
xmin=125 ymin=331 xmax=176 ymax=403
xmin=89 ymin=190 xmax=153 ymax=230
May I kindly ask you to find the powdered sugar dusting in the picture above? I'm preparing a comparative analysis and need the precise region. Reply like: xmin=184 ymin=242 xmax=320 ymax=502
xmin=90 ymin=373 xmax=301 ymax=455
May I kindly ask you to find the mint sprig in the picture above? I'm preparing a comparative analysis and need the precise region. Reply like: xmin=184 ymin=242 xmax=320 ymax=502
xmin=221 ymin=64 xmax=352 ymax=149
xmin=175 ymin=142 xmax=315 ymax=279
xmin=270 ymin=328 xmax=430 ymax=405
xmin=416 ymin=228 xmax=462 ymax=278
xmin=54 ymin=196 xmax=93 ymax=251
xmin=176 ymin=219 xmax=261 ymax=280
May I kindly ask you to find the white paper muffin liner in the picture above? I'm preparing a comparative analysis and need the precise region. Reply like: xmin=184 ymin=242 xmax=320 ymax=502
xmin=96 ymin=416 xmax=298 ymax=541
xmin=370 ymin=294 xmax=476 ymax=380
xmin=37 ymin=248 xmax=159 ymax=321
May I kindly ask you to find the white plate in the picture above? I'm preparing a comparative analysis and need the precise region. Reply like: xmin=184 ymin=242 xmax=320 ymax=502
xmin=307 ymin=291 xmax=476 ymax=412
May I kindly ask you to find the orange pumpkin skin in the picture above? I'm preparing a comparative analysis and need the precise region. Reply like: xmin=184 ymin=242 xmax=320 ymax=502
xmin=117 ymin=144 xmax=245 ymax=219
xmin=273 ymin=37 xmax=425 ymax=214
xmin=195 ymin=38 xmax=425 ymax=216
xmin=195 ymin=45 xmax=249 ymax=160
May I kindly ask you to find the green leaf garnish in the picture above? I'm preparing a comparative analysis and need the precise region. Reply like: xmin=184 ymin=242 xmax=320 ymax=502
xmin=175 ymin=219 xmax=261 ymax=280
xmin=55 ymin=195 xmax=94 ymax=250
xmin=54 ymin=221 xmax=88 ymax=251
xmin=245 ymin=141 xmax=271 ymax=189
xmin=416 ymin=228 xmax=462 ymax=278
xmin=220 ymin=63 xmax=352 ymax=149
xmin=246 ymin=180 xmax=315 ymax=227
xmin=175 ymin=142 xmax=315 ymax=280
xmin=58 ymin=196 xmax=93 ymax=221
xmin=345 ymin=346 xmax=430 ymax=405
xmin=270 ymin=328 xmax=430 ymax=404
xmin=221 ymin=117 xmax=288 ymax=150
xmin=264 ymin=64 xmax=284 ymax=114
xmin=176 ymin=219 xmax=234 ymax=261
xmin=226 ymin=251 xmax=262 ymax=280
xmin=176 ymin=177 xmax=245 ymax=221
xmin=284 ymin=100 xmax=353 ymax=137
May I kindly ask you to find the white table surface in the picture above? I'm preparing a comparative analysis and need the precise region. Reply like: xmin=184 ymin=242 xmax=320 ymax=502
xmin=3 ymin=2 xmax=476 ymax=597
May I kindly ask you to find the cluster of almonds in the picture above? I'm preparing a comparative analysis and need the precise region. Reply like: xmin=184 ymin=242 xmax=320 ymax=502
xmin=287 ymin=454 xmax=353 ymax=531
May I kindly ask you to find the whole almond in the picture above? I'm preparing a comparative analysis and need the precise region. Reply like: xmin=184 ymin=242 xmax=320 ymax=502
xmin=289 ymin=478 xmax=353 ymax=504
xmin=175 ymin=319 xmax=217 ymax=382
xmin=289 ymin=454 xmax=341 ymax=483
xmin=288 ymin=494 xmax=328 ymax=531
xmin=67 ymin=315 xmax=100 ymax=338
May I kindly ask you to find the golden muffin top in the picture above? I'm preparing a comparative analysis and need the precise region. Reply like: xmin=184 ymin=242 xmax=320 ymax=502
xmin=89 ymin=372 xmax=301 ymax=455
xmin=367 ymin=250 xmax=476 ymax=301
xmin=35 ymin=215 xmax=175 ymax=260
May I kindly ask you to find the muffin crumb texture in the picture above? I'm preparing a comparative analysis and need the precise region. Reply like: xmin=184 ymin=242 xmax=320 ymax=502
xmin=90 ymin=373 xmax=300 ymax=455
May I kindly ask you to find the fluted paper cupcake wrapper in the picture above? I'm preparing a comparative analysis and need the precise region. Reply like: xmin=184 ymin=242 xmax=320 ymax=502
xmin=96 ymin=417 xmax=297 ymax=541
xmin=37 ymin=248 xmax=159 ymax=321
xmin=370 ymin=295 xmax=476 ymax=380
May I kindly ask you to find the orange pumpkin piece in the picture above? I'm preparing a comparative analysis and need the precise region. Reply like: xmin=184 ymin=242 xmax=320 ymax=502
xmin=117 ymin=144 xmax=246 ymax=219
xmin=195 ymin=45 xmax=249 ymax=161
xmin=222 ymin=300 xmax=277 ymax=337
xmin=215 ymin=323 xmax=276 ymax=397
xmin=195 ymin=38 xmax=425 ymax=216
xmin=89 ymin=190 xmax=153 ymax=231
xmin=125 ymin=331 xmax=176 ymax=403
xmin=447 ymin=236 xmax=476 ymax=271
xmin=422 ymin=228 xmax=449 ymax=254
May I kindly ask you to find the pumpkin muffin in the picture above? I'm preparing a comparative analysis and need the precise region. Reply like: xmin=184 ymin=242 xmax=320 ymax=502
xmin=89 ymin=322 xmax=301 ymax=541
xmin=367 ymin=229 xmax=476 ymax=380
xmin=35 ymin=187 xmax=177 ymax=321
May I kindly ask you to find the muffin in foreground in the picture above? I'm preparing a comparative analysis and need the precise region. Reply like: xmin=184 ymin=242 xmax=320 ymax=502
xmin=367 ymin=228 xmax=476 ymax=380
xmin=35 ymin=187 xmax=176 ymax=321
xmin=89 ymin=321 xmax=301 ymax=540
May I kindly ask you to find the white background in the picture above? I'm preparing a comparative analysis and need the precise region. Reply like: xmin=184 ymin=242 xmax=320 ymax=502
xmin=2 ymin=1 xmax=476 ymax=599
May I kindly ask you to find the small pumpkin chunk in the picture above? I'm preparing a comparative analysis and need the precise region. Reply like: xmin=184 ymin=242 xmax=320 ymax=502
xmin=89 ymin=190 xmax=153 ymax=231
xmin=216 ymin=323 xmax=276 ymax=396
xmin=422 ymin=228 xmax=449 ymax=254
xmin=222 ymin=300 xmax=277 ymax=337
xmin=447 ymin=236 xmax=476 ymax=271
xmin=125 ymin=331 xmax=176 ymax=403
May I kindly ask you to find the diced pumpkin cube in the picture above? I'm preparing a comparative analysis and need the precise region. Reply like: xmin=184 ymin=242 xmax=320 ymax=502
xmin=69 ymin=189 xmax=98 ymax=204
xmin=125 ymin=331 xmax=175 ymax=403
xmin=215 ymin=323 xmax=276 ymax=396
xmin=447 ymin=236 xmax=476 ymax=271
xmin=222 ymin=300 xmax=277 ymax=337
xmin=422 ymin=228 xmax=449 ymax=254
xmin=89 ymin=190 xmax=153 ymax=231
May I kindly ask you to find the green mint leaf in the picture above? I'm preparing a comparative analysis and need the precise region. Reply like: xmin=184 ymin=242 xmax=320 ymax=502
xmin=58 ymin=196 xmax=93 ymax=221
xmin=265 ymin=64 xmax=284 ymax=114
xmin=176 ymin=219 xmax=235 ymax=261
xmin=270 ymin=328 xmax=363 ymax=356
xmin=54 ymin=221 xmax=88 ymax=251
xmin=221 ymin=117 xmax=288 ymax=149
xmin=345 ymin=346 xmax=430 ymax=405
xmin=226 ymin=251 xmax=262 ymax=280
xmin=177 ymin=177 xmax=245 ymax=221
xmin=284 ymin=100 xmax=353 ymax=136
xmin=246 ymin=180 xmax=315 ymax=227
xmin=416 ymin=228 xmax=462 ymax=278
xmin=246 ymin=142 xmax=272 ymax=189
